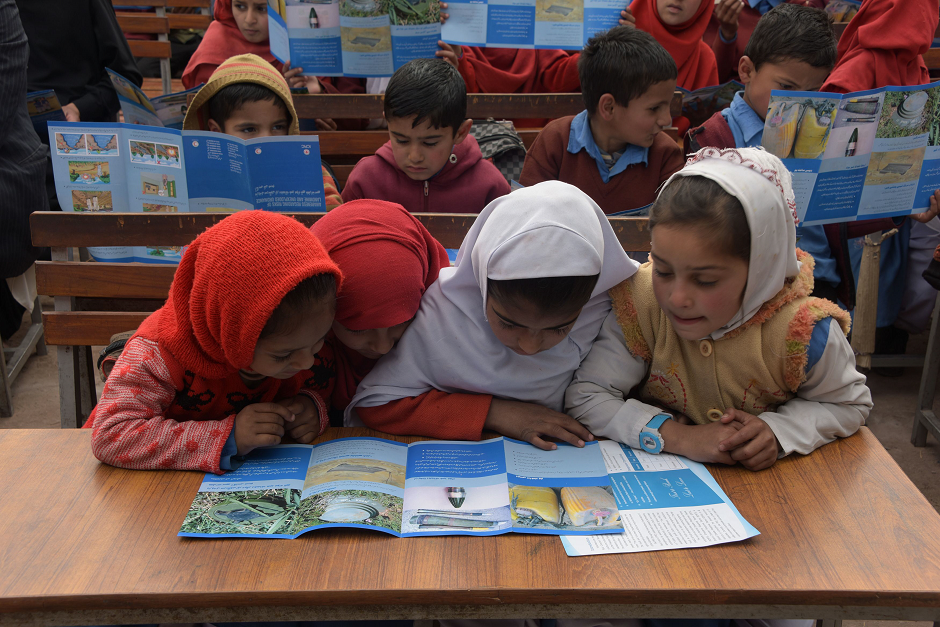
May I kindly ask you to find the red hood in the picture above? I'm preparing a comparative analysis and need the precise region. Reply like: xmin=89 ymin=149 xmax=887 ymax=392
xmin=375 ymin=134 xmax=485 ymax=185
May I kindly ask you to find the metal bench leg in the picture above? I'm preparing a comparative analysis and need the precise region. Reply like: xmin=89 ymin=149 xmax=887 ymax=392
xmin=77 ymin=345 xmax=96 ymax=427
xmin=913 ymin=292 xmax=940 ymax=446
xmin=58 ymin=345 xmax=80 ymax=429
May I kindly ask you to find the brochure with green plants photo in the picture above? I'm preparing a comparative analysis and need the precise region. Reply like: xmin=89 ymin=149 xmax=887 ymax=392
xmin=179 ymin=436 xmax=628 ymax=538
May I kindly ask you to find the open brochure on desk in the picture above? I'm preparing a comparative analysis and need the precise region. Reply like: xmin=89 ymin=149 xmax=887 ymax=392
xmin=180 ymin=436 xmax=629 ymax=538
xmin=47 ymin=121 xmax=325 ymax=263
xmin=761 ymin=82 xmax=940 ymax=226
xmin=267 ymin=0 xmax=441 ymax=77
xmin=562 ymin=441 xmax=759 ymax=556
xmin=441 ymin=0 xmax=621 ymax=50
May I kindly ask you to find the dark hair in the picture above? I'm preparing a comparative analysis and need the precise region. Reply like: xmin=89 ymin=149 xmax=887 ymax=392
xmin=578 ymin=26 xmax=677 ymax=115
xmin=487 ymin=275 xmax=600 ymax=318
xmin=261 ymin=273 xmax=337 ymax=338
xmin=384 ymin=58 xmax=467 ymax=132
xmin=207 ymin=83 xmax=290 ymax=127
xmin=744 ymin=4 xmax=837 ymax=71
xmin=650 ymin=175 xmax=751 ymax=262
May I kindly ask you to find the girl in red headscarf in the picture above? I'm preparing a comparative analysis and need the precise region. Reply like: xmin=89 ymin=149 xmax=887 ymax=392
xmin=88 ymin=211 xmax=343 ymax=474
xmin=632 ymin=0 xmax=720 ymax=90
xmin=310 ymin=200 xmax=450 ymax=414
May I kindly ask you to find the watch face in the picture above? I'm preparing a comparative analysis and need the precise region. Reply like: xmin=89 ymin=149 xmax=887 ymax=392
xmin=640 ymin=433 xmax=662 ymax=454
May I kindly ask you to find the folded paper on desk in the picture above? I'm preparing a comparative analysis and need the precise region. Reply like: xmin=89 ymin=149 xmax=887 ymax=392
xmin=180 ymin=437 xmax=628 ymax=539
xmin=562 ymin=441 xmax=759 ymax=555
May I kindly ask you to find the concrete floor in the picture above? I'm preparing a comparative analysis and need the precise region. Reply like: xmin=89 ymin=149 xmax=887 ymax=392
xmin=2 ymin=306 xmax=939 ymax=627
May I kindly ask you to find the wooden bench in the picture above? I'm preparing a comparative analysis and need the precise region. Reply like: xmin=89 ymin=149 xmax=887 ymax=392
xmin=113 ymin=0 xmax=212 ymax=96
xmin=31 ymin=211 xmax=652 ymax=428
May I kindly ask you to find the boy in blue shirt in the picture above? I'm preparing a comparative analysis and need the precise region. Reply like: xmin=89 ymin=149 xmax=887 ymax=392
xmin=686 ymin=3 xmax=840 ymax=301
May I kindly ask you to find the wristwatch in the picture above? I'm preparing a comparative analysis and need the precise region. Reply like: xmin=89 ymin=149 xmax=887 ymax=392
xmin=639 ymin=414 xmax=671 ymax=454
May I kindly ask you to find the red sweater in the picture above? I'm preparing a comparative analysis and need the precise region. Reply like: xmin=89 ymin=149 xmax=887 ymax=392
xmin=88 ymin=337 xmax=335 ymax=474
xmin=341 ymin=135 xmax=510 ymax=213
xmin=519 ymin=115 xmax=685 ymax=214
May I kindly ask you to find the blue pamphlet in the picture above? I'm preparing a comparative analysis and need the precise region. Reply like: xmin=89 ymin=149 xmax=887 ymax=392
xmin=26 ymin=90 xmax=66 ymax=138
xmin=108 ymin=69 xmax=201 ymax=130
xmin=268 ymin=0 xmax=441 ymax=77
xmin=179 ymin=436 xmax=629 ymax=539
xmin=441 ymin=0 xmax=621 ymax=50
xmin=48 ymin=121 xmax=325 ymax=263
xmin=763 ymin=82 xmax=940 ymax=225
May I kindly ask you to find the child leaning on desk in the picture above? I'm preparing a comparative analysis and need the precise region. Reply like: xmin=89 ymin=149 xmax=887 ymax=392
xmin=566 ymin=147 xmax=872 ymax=471
xmin=87 ymin=211 xmax=343 ymax=474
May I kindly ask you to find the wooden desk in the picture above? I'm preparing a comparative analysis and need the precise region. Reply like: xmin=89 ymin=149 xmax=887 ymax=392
xmin=1 ymin=428 xmax=938 ymax=626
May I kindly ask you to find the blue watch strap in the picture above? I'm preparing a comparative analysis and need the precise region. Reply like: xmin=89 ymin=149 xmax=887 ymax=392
xmin=646 ymin=413 xmax=671 ymax=429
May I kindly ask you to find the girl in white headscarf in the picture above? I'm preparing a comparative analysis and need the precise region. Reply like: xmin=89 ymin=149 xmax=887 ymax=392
xmin=346 ymin=180 xmax=638 ymax=450
xmin=566 ymin=147 xmax=872 ymax=471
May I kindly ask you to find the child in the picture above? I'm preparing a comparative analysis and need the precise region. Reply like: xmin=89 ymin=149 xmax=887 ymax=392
xmin=631 ymin=0 xmax=719 ymax=91
xmin=182 ymin=0 xmax=279 ymax=89
xmin=88 ymin=211 xmax=344 ymax=473
xmin=309 ymin=199 xmax=451 ymax=414
xmin=685 ymin=4 xmax=839 ymax=301
xmin=182 ymin=53 xmax=342 ymax=210
xmin=340 ymin=58 xmax=510 ymax=213
xmin=519 ymin=27 xmax=684 ymax=215
xmin=345 ymin=181 xmax=637 ymax=450
xmin=566 ymin=147 xmax=872 ymax=471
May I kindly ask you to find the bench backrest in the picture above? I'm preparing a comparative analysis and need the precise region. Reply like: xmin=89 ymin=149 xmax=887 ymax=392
xmin=31 ymin=211 xmax=651 ymax=347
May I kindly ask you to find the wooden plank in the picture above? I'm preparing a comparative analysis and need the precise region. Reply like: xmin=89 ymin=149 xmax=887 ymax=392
xmin=166 ymin=0 xmax=211 ymax=6
xmin=113 ymin=0 xmax=165 ymax=5
xmin=128 ymin=39 xmax=172 ymax=59
xmin=167 ymin=13 xmax=211 ymax=29
xmin=116 ymin=13 xmax=170 ymax=34
xmin=42 ymin=312 xmax=150 ymax=346
xmin=35 ymin=262 xmax=176 ymax=299
xmin=306 ymin=129 xmax=542 ymax=154
xmin=31 ymin=212 xmax=651 ymax=250
xmin=141 ymin=77 xmax=184 ymax=98
xmin=0 ymin=427 xmax=939 ymax=623
xmin=925 ymin=48 xmax=940 ymax=71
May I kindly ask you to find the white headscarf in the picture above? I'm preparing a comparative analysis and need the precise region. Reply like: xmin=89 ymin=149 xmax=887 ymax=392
xmin=345 ymin=181 xmax=638 ymax=423
xmin=662 ymin=147 xmax=801 ymax=340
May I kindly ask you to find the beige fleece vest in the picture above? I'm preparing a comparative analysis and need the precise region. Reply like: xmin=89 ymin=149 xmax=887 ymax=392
xmin=609 ymin=251 xmax=850 ymax=424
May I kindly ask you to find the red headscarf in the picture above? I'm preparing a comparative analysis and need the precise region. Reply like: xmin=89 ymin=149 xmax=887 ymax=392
xmin=182 ymin=0 xmax=284 ymax=89
xmin=632 ymin=0 xmax=719 ymax=90
xmin=310 ymin=200 xmax=449 ymax=410
xmin=822 ymin=0 xmax=937 ymax=94
xmin=134 ymin=211 xmax=343 ymax=379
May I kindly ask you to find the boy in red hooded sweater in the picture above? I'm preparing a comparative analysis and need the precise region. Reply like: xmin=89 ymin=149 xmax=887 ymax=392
xmin=88 ymin=211 xmax=343 ymax=474
xmin=341 ymin=58 xmax=509 ymax=213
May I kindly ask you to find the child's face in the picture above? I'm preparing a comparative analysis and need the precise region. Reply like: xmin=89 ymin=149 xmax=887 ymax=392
xmin=739 ymin=56 xmax=831 ymax=121
xmin=603 ymin=80 xmax=677 ymax=149
xmin=656 ymin=0 xmax=702 ymax=25
xmin=246 ymin=300 xmax=335 ymax=379
xmin=485 ymin=295 xmax=582 ymax=356
xmin=232 ymin=0 xmax=269 ymax=43
xmin=208 ymin=99 xmax=290 ymax=139
xmin=331 ymin=318 xmax=413 ymax=360
xmin=386 ymin=115 xmax=472 ymax=181
xmin=650 ymin=225 xmax=749 ymax=341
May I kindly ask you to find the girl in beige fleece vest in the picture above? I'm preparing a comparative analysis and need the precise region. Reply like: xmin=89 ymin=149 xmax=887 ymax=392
xmin=566 ymin=147 xmax=872 ymax=471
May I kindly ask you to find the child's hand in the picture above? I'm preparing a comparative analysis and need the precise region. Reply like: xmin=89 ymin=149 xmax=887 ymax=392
xmin=278 ymin=394 xmax=324 ymax=444
xmin=619 ymin=6 xmax=635 ymax=26
xmin=436 ymin=41 xmax=462 ymax=69
xmin=62 ymin=102 xmax=81 ymax=122
xmin=661 ymin=419 xmax=739 ymax=465
xmin=911 ymin=190 xmax=940 ymax=223
xmin=714 ymin=0 xmax=744 ymax=40
xmin=233 ymin=403 xmax=294 ymax=456
xmin=718 ymin=408 xmax=781 ymax=471
xmin=282 ymin=62 xmax=323 ymax=93
xmin=484 ymin=398 xmax=595 ymax=451
xmin=440 ymin=2 xmax=449 ymax=23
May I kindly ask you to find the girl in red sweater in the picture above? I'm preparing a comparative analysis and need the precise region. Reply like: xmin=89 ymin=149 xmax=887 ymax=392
xmin=88 ymin=211 xmax=343 ymax=474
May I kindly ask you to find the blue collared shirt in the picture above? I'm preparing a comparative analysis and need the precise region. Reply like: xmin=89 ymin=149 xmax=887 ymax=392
xmin=748 ymin=0 xmax=784 ymax=14
xmin=721 ymin=93 xmax=841 ymax=287
xmin=721 ymin=91 xmax=766 ymax=148
xmin=568 ymin=110 xmax=649 ymax=184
